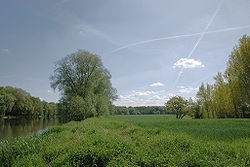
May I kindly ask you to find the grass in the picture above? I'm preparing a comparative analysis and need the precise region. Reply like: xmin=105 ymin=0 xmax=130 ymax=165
xmin=0 ymin=116 xmax=250 ymax=166
xmin=109 ymin=115 xmax=250 ymax=141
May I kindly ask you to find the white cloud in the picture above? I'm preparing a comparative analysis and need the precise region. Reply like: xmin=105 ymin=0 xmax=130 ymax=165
xmin=114 ymin=90 xmax=173 ymax=106
xmin=114 ymin=87 xmax=200 ymax=106
xmin=150 ymin=95 xmax=164 ymax=100
xmin=178 ymin=86 xmax=199 ymax=94
xmin=47 ymin=90 xmax=54 ymax=94
xmin=150 ymin=82 xmax=165 ymax=87
xmin=173 ymin=58 xmax=205 ymax=69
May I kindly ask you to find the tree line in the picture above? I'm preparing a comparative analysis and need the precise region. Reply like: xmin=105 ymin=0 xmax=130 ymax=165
xmin=114 ymin=106 xmax=174 ymax=115
xmin=0 ymin=86 xmax=57 ymax=118
xmin=165 ymin=35 xmax=250 ymax=119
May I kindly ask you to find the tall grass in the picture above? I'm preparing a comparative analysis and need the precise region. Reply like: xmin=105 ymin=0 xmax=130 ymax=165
xmin=0 ymin=117 xmax=250 ymax=166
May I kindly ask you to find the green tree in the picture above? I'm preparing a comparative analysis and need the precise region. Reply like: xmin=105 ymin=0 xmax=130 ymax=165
xmin=196 ymin=83 xmax=215 ymax=118
xmin=50 ymin=50 xmax=117 ymax=121
xmin=212 ymin=73 xmax=235 ymax=118
xmin=0 ymin=91 xmax=16 ymax=117
xmin=0 ymin=86 xmax=57 ymax=118
xmin=195 ymin=35 xmax=250 ymax=119
xmin=225 ymin=35 xmax=250 ymax=117
xmin=66 ymin=96 xmax=96 ymax=121
xmin=165 ymin=96 xmax=189 ymax=119
xmin=187 ymin=98 xmax=203 ymax=119
xmin=0 ymin=86 xmax=32 ymax=116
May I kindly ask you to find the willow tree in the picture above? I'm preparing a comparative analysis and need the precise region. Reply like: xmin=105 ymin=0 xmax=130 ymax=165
xmin=50 ymin=50 xmax=117 ymax=121
xmin=0 ymin=90 xmax=15 ymax=117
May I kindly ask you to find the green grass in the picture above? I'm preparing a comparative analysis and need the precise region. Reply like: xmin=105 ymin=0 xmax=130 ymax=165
xmin=1 ymin=116 xmax=250 ymax=166
xmin=109 ymin=115 xmax=250 ymax=141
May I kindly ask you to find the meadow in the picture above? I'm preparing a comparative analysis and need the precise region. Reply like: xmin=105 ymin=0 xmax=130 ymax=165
xmin=1 ymin=115 xmax=250 ymax=166
xmin=109 ymin=115 xmax=250 ymax=141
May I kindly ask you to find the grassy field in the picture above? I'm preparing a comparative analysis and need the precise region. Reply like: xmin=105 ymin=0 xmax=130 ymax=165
xmin=1 ymin=116 xmax=250 ymax=166
xmin=109 ymin=115 xmax=250 ymax=141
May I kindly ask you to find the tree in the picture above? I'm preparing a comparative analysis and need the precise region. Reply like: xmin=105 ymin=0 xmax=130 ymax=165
xmin=0 ymin=90 xmax=16 ymax=117
xmin=194 ymin=35 xmax=250 ymax=119
xmin=50 ymin=50 xmax=117 ymax=121
xmin=211 ymin=73 xmax=235 ymax=118
xmin=165 ymin=96 xmax=189 ymax=119
xmin=196 ymin=83 xmax=215 ymax=118
xmin=66 ymin=96 xmax=96 ymax=121
xmin=187 ymin=98 xmax=203 ymax=119
xmin=0 ymin=86 xmax=58 ymax=118
xmin=225 ymin=35 xmax=250 ymax=117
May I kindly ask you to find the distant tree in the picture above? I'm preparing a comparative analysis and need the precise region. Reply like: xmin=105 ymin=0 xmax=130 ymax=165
xmin=50 ymin=50 xmax=117 ymax=121
xmin=0 ymin=90 xmax=15 ymax=117
xmin=165 ymin=96 xmax=189 ymax=119
xmin=0 ymin=86 xmax=58 ymax=118
xmin=114 ymin=106 xmax=167 ymax=115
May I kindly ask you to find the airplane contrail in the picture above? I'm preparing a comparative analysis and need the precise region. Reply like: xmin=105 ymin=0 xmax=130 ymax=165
xmin=105 ymin=0 xmax=250 ymax=86
xmin=187 ymin=0 xmax=225 ymax=59
xmin=109 ymin=32 xmax=202 ymax=54
xmin=175 ymin=0 xmax=225 ymax=84
xmin=108 ymin=24 xmax=250 ymax=55
xmin=206 ymin=25 xmax=250 ymax=35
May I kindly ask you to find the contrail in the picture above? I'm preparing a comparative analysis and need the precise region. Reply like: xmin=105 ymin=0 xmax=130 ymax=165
xmin=206 ymin=24 xmax=250 ymax=34
xmin=108 ymin=24 xmax=250 ymax=55
xmin=109 ymin=32 xmax=202 ymax=54
xmin=105 ymin=0 xmax=250 ymax=86
xmin=187 ymin=0 xmax=225 ymax=59
xmin=175 ymin=0 xmax=225 ymax=84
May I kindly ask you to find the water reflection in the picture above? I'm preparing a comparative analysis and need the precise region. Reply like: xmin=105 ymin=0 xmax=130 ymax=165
xmin=0 ymin=117 xmax=60 ymax=141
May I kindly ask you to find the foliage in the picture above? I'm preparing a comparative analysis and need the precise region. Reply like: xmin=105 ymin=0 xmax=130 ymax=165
xmin=67 ymin=96 xmax=96 ymax=121
xmin=0 ymin=86 xmax=57 ymax=118
xmin=50 ymin=50 xmax=117 ymax=121
xmin=1 ymin=116 xmax=250 ymax=167
xmin=195 ymin=35 xmax=250 ymax=118
xmin=114 ymin=106 xmax=168 ymax=115
xmin=165 ymin=96 xmax=189 ymax=119
xmin=0 ymin=91 xmax=15 ymax=117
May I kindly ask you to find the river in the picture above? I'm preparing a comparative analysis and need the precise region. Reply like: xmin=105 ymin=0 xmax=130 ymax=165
xmin=0 ymin=117 xmax=60 ymax=141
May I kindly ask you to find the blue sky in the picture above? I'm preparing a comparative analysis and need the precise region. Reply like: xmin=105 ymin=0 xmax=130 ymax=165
xmin=1 ymin=0 xmax=250 ymax=106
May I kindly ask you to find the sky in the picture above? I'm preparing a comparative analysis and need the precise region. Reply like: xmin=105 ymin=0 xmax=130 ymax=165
xmin=1 ymin=0 xmax=250 ymax=106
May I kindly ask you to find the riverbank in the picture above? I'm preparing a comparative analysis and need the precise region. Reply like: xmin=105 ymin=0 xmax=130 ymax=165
xmin=1 ymin=117 xmax=250 ymax=166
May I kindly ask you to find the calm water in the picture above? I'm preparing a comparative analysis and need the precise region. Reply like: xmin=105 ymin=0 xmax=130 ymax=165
xmin=0 ymin=117 xmax=60 ymax=141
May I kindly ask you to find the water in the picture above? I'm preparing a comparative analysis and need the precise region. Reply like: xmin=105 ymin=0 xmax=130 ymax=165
xmin=0 ymin=117 xmax=60 ymax=141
